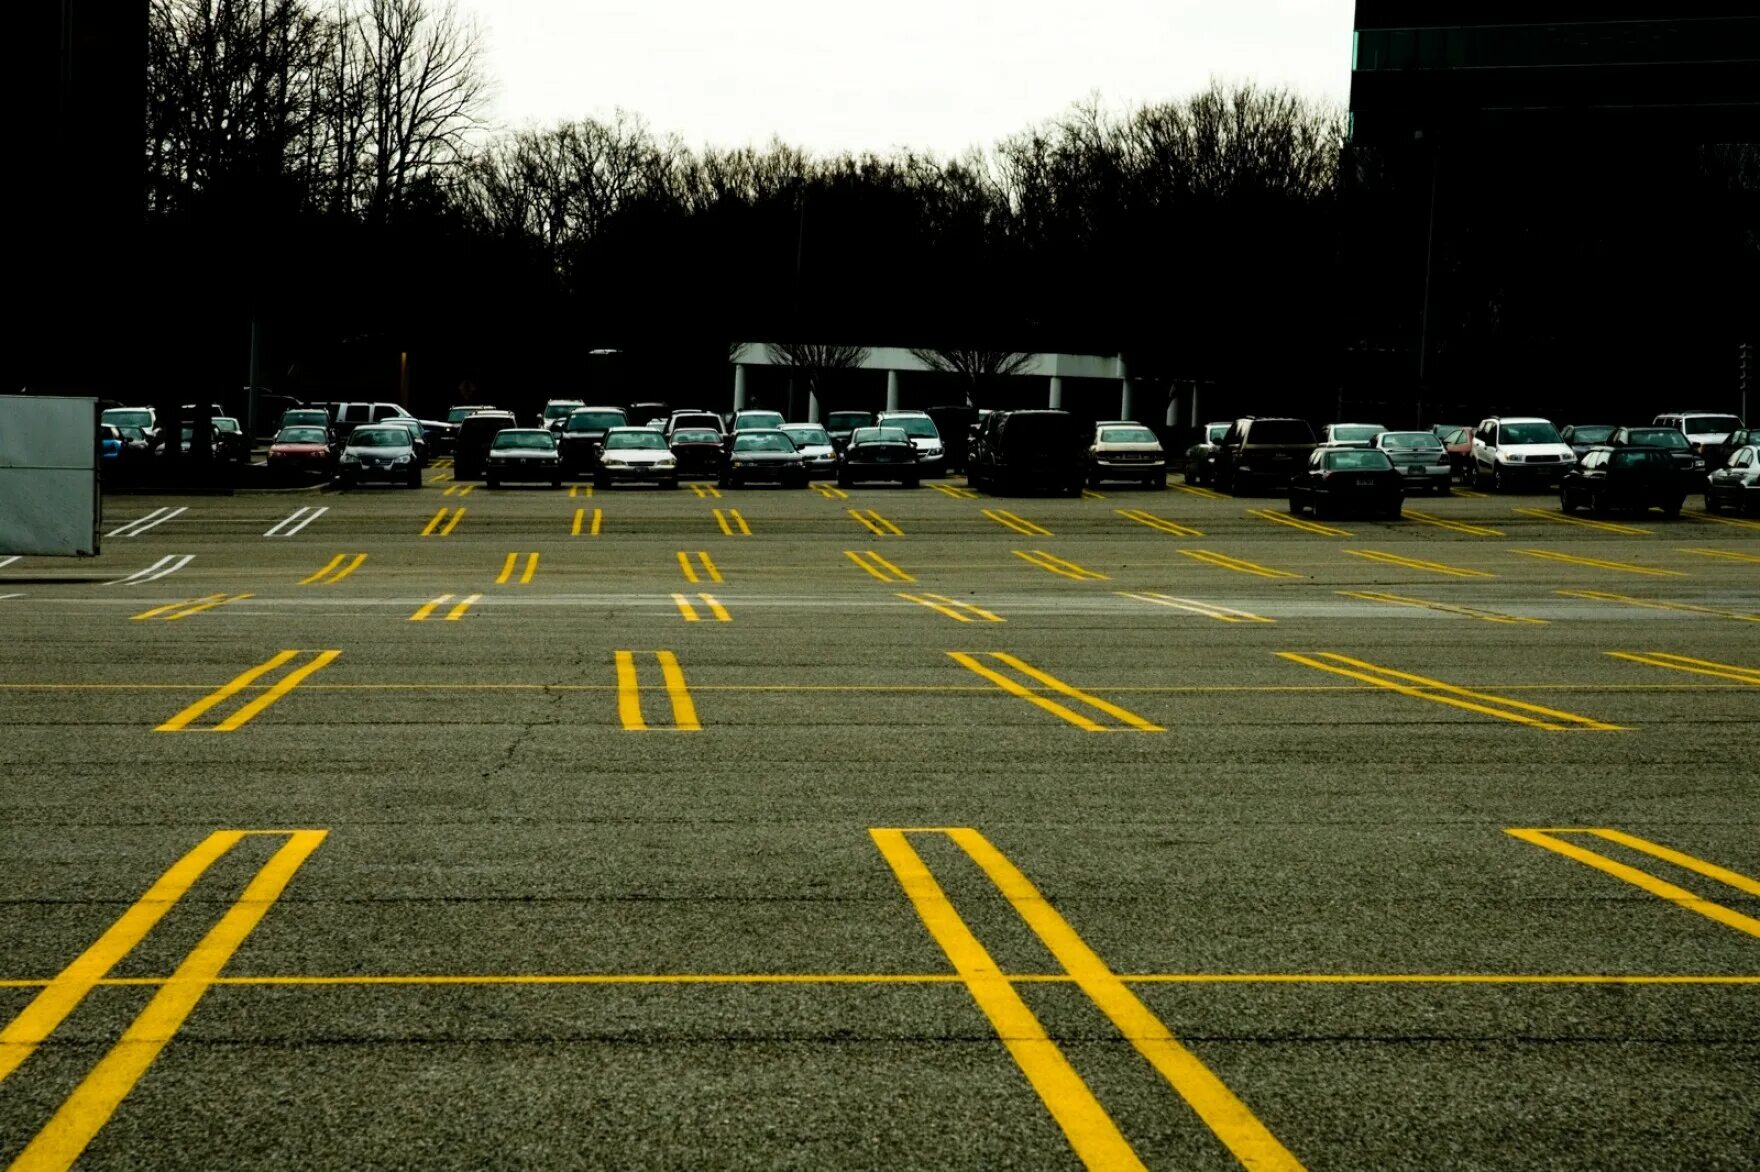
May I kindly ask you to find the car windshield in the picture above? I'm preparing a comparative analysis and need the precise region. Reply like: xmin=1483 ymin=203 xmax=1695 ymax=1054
xmin=886 ymin=416 xmax=939 ymax=438
xmin=447 ymin=407 xmax=485 ymax=423
xmin=1378 ymin=432 xmax=1441 ymax=450
xmin=853 ymin=427 xmax=908 ymax=444
xmin=103 ymin=409 xmax=152 ymax=429
xmin=213 ymin=418 xmax=239 ymax=432
xmin=118 ymin=426 xmax=146 ymax=440
xmin=284 ymin=411 xmax=327 ymax=426
xmin=672 ymin=429 xmax=720 ymax=444
xmin=1206 ymin=424 xmax=1229 ymax=442
xmin=277 ymin=428 xmax=328 ymax=444
xmin=1684 ymin=416 xmax=1741 ymax=434
xmin=1613 ymin=449 xmax=1669 ymax=468
xmin=1248 ymin=420 xmax=1314 ymax=444
xmin=1325 ymin=450 xmax=1393 ymax=470
xmin=672 ymin=414 xmax=720 ymax=429
xmin=1330 ymin=425 xmax=1384 ymax=441
xmin=783 ymin=427 xmax=831 ymax=446
xmin=1502 ymin=422 xmax=1562 ymax=444
xmin=605 ymin=431 xmax=666 ymax=450
xmin=495 ymin=431 xmax=555 ymax=449
xmin=827 ymin=412 xmax=873 ymax=430
xmin=543 ymin=402 xmax=583 ymax=420
xmin=734 ymin=432 xmax=796 ymax=452
xmin=1100 ymin=427 xmax=1158 ymax=444
xmin=735 ymin=412 xmax=785 ymax=429
xmin=1570 ymin=425 xmax=1615 ymax=444
xmin=567 ymin=412 xmax=627 ymax=432
xmin=1626 ymin=429 xmax=1689 ymax=449
xmin=351 ymin=430 xmax=405 ymax=448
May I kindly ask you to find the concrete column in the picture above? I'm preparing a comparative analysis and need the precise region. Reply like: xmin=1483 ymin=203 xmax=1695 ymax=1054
xmin=1048 ymin=376 xmax=1063 ymax=409
xmin=733 ymin=364 xmax=748 ymax=412
xmin=1119 ymin=378 xmax=1135 ymax=422
xmin=1191 ymin=384 xmax=1200 ymax=428
xmin=807 ymin=392 xmax=821 ymax=423
xmin=1165 ymin=389 xmax=1179 ymax=429
xmin=885 ymin=370 xmax=901 ymax=413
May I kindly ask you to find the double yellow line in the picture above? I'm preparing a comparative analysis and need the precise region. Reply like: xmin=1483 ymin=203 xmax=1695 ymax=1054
xmin=812 ymin=484 xmax=849 ymax=499
xmin=1181 ymin=549 xmax=1299 ymax=579
xmin=849 ymin=508 xmax=903 ymax=536
xmin=571 ymin=508 xmax=603 ymax=536
xmin=299 ymin=553 xmax=366 ymax=585
xmin=897 ymin=593 xmax=1003 ymax=623
xmin=1681 ymin=546 xmax=1760 ymax=564
xmin=677 ymin=551 xmax=723 ymax=583
xmin=983 ymin=508 xmax=1051 ymax=536
xmin=496 ymin=552 xmax=540 ymax=585
xmin=0 ymin=831 xmax=327 ymax=1170
xmin=1402 ymin=509 xmax=1502 ymax=536
xmin=421 ymin=507 xmax=466 ymax=537
xmin=614 ymin=650 xmax=699 ymax=731
xmin=1116 ymin=508 xmax=1202 ymax=536
xmin=1608 ymin=651 xmax=1760 ymax=686
xmin=1510 ymin=827 xmax=1760 ymax=940
xmin=1346 ymin=549 xmax=1491 ymax=578
xmin=713 ymin=508 xmax=751 ymax=536
xmin=1171 ymin=482 xmax=1228 ymax=501
xmin=673 ymin=593 xmax=732 ymax=622
xmin=930 ymin=483 xmax=978 ymax=499
xmin=871 ymin=828 xmax=1301 ymax=1170
xmin=411 ymin=594 xmax=481 ymax=622
xmin=1513 ymin=506 xmax=1650 ymax=536
xmin=1339 ymin=591 xmax=1544 ymax=625
xmin=1515 ymin=549 xmax=1684 ymax=577
xmin=156 ymin=651 xmax=340 ymax=732
xmin=690 ymin=483 xmax=723 ymax=499
xmin=950 ymin=651 xmax=1162 ymax=732
xmin=1278 ymin=652 xmax=1621 ymax=730
xmin=1013 ymin=550 xmax=1108 ymax=581
xmin=442 ymin=482 xmax=475 ymax=497
xmin=130 ymin=594 xmax=251 ymax=621
xmin=1118 ymin=592 xmax=1273 ymax=623
xmin=1248 ymin=508 xmax=1349 ymax=537
xmin=845 ymin=550 xmax=914 ymax=582
xmin=1558 ymin=590 xmax=1760 ymax=623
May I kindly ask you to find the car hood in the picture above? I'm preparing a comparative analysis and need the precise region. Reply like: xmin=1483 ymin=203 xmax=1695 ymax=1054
xmin=271 ymin=444 xmax=330 ymax=454
xmin=602 ymin=449 xmax=670 ymax=462
xmin=490 ymin=448 xmax=558 ymax=458
xmin=1500 ymin=443 xmax=1574 ymax=459
xmin=1093 ymin=443 xmax=1164 ymax=454
xmin=729 ymin=450 xmax=800 ymax=461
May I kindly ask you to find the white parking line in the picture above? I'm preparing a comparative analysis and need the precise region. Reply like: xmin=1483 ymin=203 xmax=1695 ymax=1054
xmin=106 ymin=506 xmax=188 ymax=538
xmin=107 ymin=555 xmax=194 ymax=586
xmin=0 ymin=593 xmax=22 ymax=602
xmin=264 ymin=506 xmax=328 ymax=538
xmin=0 ymin=556 xmax=19 ymax=571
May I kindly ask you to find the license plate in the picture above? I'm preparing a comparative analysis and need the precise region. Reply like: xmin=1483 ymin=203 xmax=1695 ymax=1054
xmin=1356 ymin=477 xmax=1379 ymax=486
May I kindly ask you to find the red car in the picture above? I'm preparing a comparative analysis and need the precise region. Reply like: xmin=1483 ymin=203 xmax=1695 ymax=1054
xmin=266 ymin=425 xmax=336 ymax=479
xmin=1438 ymin=425 xmax=1475 ymax=481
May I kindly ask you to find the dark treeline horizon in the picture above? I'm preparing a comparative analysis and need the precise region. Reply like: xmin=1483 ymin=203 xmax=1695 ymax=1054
xmin=13 ymin=0 xmax=1759 ymax=429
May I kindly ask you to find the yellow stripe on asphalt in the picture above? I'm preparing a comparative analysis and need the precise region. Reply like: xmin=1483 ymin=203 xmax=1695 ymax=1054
xmin=930 ymin=484 xmax=979 ymax=499
xmin=1680 ymin=547 xmax=1760 ymax=564
xmin=1180 ymin=550 xmax=1300 ymax=579
xmin=1170 ymin=482 xmax=1229 ymax=501
xmin=1116 ymin=509 xmax=1202 ymax=537
xmin=713 ymin=509 xmax=751 ymax=536
xmin=1512 ymin=507 xmax=1651 ymax=536
xmin=1247 ymin=508 xmax=1350 ymax=537
xmin=849 ymin=508 xmax=904 ymax=536
xmin=1515 ymin=549 xmax=1685 ymax=577
xmin=983 ymin=509 xmax=1052 ymax=536
xmin=845 ymin=550 xmax=914 ymax=582
xmin=1278 ymin=652 xmax=1623 ymax=731
xmin=897 ymin=593 xmax=1004 ymax=623
xmin=1338 ymin=591 xmax=1545 ymax=624
xmin=1684 ymin=508 xmax=1760 ymax=531
xmin=1013 ymin=550 xmax=1109 ymax=581
xmin=1402 ymin=509 xmax=1503 ymax=537
xmin=1557 ymin=590 xmax=1760 ymax=623
xmin=950 ymin=651 xmax=1162 ymax=732
xmin=1345 ymin=549 xmax=1493 ymax=578
xmin=1508 ymin=829 xmax=1760 ymax=940
xmin=1117 ymin=592 xmax=1274 ymax=623
xmin=1607 ymin=651 xmax=1760 ymax=687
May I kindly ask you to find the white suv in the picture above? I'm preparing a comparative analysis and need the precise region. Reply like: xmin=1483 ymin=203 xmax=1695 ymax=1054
xmin=1653 ymin=412 xmax=1744 ymax=466
xmin=1468 ymin=416 xmax=1575 ymax=491
xmin=874 ymin=411 xmax=944 ymax=473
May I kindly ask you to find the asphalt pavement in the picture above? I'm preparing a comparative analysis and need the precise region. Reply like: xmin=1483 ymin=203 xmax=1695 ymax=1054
xmin=2 ymin=465 xmax=1758 ymax=1170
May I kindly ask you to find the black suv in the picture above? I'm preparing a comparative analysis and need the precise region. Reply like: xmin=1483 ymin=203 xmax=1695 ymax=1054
xmin=967 ymin=409 xmax=1086 ymax=496
xmin=1214 ymin=417 xmax=1318 ymax=495
xmin=453 ymin=411 xmax=517 ymax=479
xmin=1560 ymin=447 xmax=1688 ymax=516
xmin=557 ymin=406 xmax=630 ymax=474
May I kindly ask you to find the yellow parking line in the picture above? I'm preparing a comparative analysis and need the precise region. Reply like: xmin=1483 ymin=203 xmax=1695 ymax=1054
xmin=520 ymin=553 xmax=539 ymax=584
xmin=420 ymin=508 xmax=448 ymax=536
xmin=298 ymin=554 xmax=345 ymax=585
xmin=813 ymin=485 xmax=850 ymax=500
xmin=713 ymin=508 xmax=751 ymax=536
xmin=1278 ymin=652 xmax=1623 ymax=731
xmin=568 ymin=484 xmax=593 ymax=498
xmin=410 ymin=595 xmax=451 ymax=622
xmin=846 ymin=550 xmax=914 ymax=582
xmin=1345 ymin=549 xmax=1494 ymax=578
xmin=898 ymin=593 xmax=1004 ymax=623
xmin=674 ymin=551 xmax=722 ymax=583
xmin=950 ymin=651 xmax=1162 ymax=732
xmin=211 ymin=652 xmax=340 ymax=731
xmin=849 ymin=508 xmax=904 ymax=536
xmin=691 ymin=483 xmax=722 ymax=499
xmin=1013 ymin=550 xmax=1109 ymax=581
xmin=673 ymin=593 xmax=701 ymax=622
xmin=1339 ymin=591 xmax=1545 ymax=624
xmin=442 ymin=483 xmax=475 ymax=497
xmin=1116 ymin=509 xmax=1202 ymax=537
xmin=1513 ymin=507 xmax=1650 ymax=536
xmin=327 ymin=553 xmax=366 ymax=584
xmin=164 ymin=594 xmax=252 ymax=620
xmin=615 ymin=651 xmax=700 ymax=731
xmin=1680 ymin=547 xmax=1760 ymax=564
xmin=1170 ymin=482 xmax=1229 ymax=501
xmin=131 ymin=595 xmax=223 ymax=621
xmin=1180 ymin=549 xmax=1300 ymax=579
xmin=1607 ymin=651 xmax=1760 ymax=687
xmin=698 ymin=594 xmax=732 ymax=622
xmin=1557 ymin=590 xmax=1760 ymax=623
xmin=657 ymin=651 xmax=700 ymax=730
xmin=1081 ymin=489 xmax=1107 ymax=500
xmin=571 ymin=508 xmax=604 ymax=536
xmin=1515 ymin=549 xmax=1684 ymax=577
xmin=983 ymin=509 xmax=1052 ymax=536
xmin=496 ymin=553 xmax=517 ymax=584
xmin=1118 ymin=592 xmax=1274 ymax=623
xmin=1684 ymin=508 xmax=1760 ymax=531
xmin=154 ymin=651 xmax=300 ymax=731
xmin=445 ymin=594 xmax=481 ymax=622
xmin=1402 ymin=509 xmax=1503 ymax=537
xmin=614 ymin=651 xmax=646 ymax=730
xmin=1509 ymin=828 xmax=1760 ymax=939
xmin=930 ymin=484 xmax=979 ymax=499
xmin=1452 ymin=488 xmax=1488 ymax=498
xmin=1247 ymin=508 xmax=1350 ymax=537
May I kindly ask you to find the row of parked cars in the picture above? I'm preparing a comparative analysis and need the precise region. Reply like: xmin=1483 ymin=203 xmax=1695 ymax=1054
xmin=1179 ymin=411 xmax=1757 ymax=516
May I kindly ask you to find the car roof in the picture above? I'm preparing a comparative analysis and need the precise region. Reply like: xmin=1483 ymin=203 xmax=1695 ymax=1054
xmin=1484 ymin=416 xmax=1551 ymax=423
xmin=495 ymin=427 xmax=549 ymax=435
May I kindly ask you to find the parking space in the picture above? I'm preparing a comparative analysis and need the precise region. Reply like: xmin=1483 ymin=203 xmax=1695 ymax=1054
xmin=2 ymin=475 xmax=1757 ymax=1169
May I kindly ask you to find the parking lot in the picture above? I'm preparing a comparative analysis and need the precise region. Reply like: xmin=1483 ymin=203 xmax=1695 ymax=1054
xmin=3 ymin=467 xmax=1758 ymax=1170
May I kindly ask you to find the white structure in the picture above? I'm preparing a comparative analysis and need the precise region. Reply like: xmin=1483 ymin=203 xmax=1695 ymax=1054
xmin=730 ymin=345 xmax=1159 ymax=423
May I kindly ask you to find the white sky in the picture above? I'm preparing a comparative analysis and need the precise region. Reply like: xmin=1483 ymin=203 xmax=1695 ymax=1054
xmin=457 ymin=0 xmax=1356 ymax=155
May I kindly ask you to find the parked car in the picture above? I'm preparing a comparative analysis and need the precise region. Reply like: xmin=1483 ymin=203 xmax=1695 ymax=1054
xmin=1725 ymin=427 xmax=1760 ymax=451
xmin=1438 ymin=425 xmax=1475 ymax=480
xmin=1182 ymin=422 xmax=1232 ymax=485
xmin=1466 ymin=416 xmax=1574 ymax=491
xmin=668 ymin=428 xmax=726 ymax=477
xmin=924 ymin=404 xmax=980 ymax=472
xmin=627 ymin=401 xmax=673 ymax=431
xmin=1214 ymin=417 xmax=1317 ymax=495
xmin=98 ymin=424 xmax=123 ymax=464
xmin=1430 ymin=423 xmax=1467 ymax=440
xmin=594 ymin=427 xmax=679 ymax=488
xmin=730 ymin=410 xmax=787 ymax=435
xmin=100 ymin=406 xmax=160 ymax=451
xmin=1705 ymin=445 xmax=1760 ymax=515
xmin=825 ymin=410 xmax=874 ymax=451
xmin=453 ymin=411 xmax=518 ymax=479
xmin=557 ymin=406 xmax=630 ymax=473
xmin=436 ymin=404 xmax=498 ymax=453
xmin=874 ymin=411 xmax=945 ymax=475
xmin=337 ymin=425 xmax=421 ymax=488
xmin=780 ymin=423 xmax=840 ymax=477
xmin=665 ymin=410 xmax=724 ymax=439
xmin=1289 ymin=447 xmax=1404 ymax=520
xmin=720 ymin=429 xmax=807 ymax=488
xmin=1369 ymin=430 xmax=1452 ymax=495
xmin=372 ymin=416 xmax=429 ymax=465
xmin=1319 ymin=423 xmax=1387 ymax=449
xmin=837 ymin=426 xmax=920 ymax=487
xmin=484 ymin=429 xmax=563 ymax=488
xmin=539 ymin=399 xmax=586 ymax=434
xmin=279 ymin=407 xmax=335 ymax=437
xmin=1087 ymin=423 xmax=1166 ymax=487
xmin=267 ymin=425 xmax=336 ymax=480
xmin=1653 ymin=411 xmax=1744 ymax=467
xmin=1560 ymin=424 xmax=1617 ymax=461
xmin=328 ymin=401 xmax=420 ymax=439
xmin=209 ymin=416 xmax=251 ymax=465
xmin=1560 ymin=447 xmax=1686 ymax=516
xmin=1608 ymin=426 xmax=1707 ymax=479
xmin=967 ymin=409 xmax=1087 ymax=496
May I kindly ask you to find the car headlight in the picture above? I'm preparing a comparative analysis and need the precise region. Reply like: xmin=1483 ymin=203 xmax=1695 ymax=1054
xmin=394 ymin=455 xmax=412 ymax=464
xmin=603 ymin=457 xmax=626 ymax=466
xmin=341 ymin=453 xmax=360 ymax=463
xmin=1499 ymin=452 xmax=1521 ymax=463
xmin=1691 ymin=459 xmax=1705 ymax=470
xmin=658 ymin=458 xmax=676 ymax=467
xmin=732 ymin=459 xmax=746 ymax=468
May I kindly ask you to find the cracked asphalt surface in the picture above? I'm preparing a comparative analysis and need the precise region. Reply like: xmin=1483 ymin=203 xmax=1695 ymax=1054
xmin=1 ymin=468 xmax=1757 ymax=1170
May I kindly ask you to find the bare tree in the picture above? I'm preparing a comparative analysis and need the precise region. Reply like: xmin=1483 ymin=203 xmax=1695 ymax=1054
xmin=765 ymin=342 xmax=870 ymax=404
xmin=909 ymin=349 xmax=1035 ymax=405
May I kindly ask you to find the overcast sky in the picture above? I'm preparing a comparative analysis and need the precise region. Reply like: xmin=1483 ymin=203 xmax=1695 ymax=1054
xmin=456 ymin=0 xmax=1356 ymax=155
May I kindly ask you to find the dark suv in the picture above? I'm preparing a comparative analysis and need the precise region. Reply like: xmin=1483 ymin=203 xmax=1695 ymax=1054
xmin=1214 ymin=417 xmax=1317 ymax=495
xmin=967 ymin=409 xmax=1086 ymax=496
xmin=453 ymin=411 xmax=517 ymax=479
xmin=557 ymin=406 xmax=630 ymax=473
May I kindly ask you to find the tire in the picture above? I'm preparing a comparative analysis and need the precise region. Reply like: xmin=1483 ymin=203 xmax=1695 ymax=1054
xmin=1702 ymin=492 xmax=1720 ymax=514
xmin=406 ymin=473 xmax=421 ymax=489
xmin=550 ymin=477 xmax=562 ymax=490
xmin=1385 ymin=505 xmax=1402 ymax=521
xmin=1464 ymin=463 xmax=1479 ymax=490
xmin=594 ymin=474 xmax=609 ymax=490
xmin=664 ymin=477 xmax=679 ymax=490
xmin=1287 ymin=495 xmax=1301 ymax=514
xmin=837 ymin=474 xmax=851 ymax=489
xmin=1560 ymin=489 xmax=1577 ymax=514
xmin=1150 ymin=477 xmax=1167 ymax=491
xmin=1490 ymin=466 xmax=1504 ymax=493
xmin=903 ymin=477 xmax=920 ymax=490
xmin=486 ymin=477 xmax=498 ymax=490
xmin=1589 ymin=491 xmax=1605 ymax=515
xmin=1661 ymin=495 xmax=1684 ymax=519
